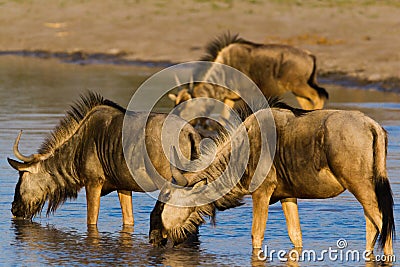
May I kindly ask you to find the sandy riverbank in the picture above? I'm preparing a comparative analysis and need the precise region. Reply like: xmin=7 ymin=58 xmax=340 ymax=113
xmin=1 ymin=0 xmax=399 ymax=90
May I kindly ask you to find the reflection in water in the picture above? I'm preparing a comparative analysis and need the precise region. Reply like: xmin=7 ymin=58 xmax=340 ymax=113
xmin=11 ymin=217 xmax=244 ymax=266
xmin=11 ymin=220 xmax=221 ymax=266
xmin=12 ymin=220 xmax=136 ymax=265
xmin=1 ymin=56 xmax=399 ymax=267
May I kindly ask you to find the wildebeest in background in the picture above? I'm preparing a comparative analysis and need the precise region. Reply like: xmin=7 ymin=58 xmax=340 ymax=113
xmin=150 ymin=100 xmax=395 ymax=257
xmin=8 ymin=92 xmax=201 ymax=226
xmin=169 ymin=32 xmax=329 ymax=116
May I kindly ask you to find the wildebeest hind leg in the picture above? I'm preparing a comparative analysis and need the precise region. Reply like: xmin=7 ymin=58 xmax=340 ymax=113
xmin=365 ymin=215 xmax=379 ymax=254
xmin=364 ymin=209 xmax=393 ymax=256
xmin=118 ymin=190 xmax=134 ymax=225
xmin=348 ymin=187 xmax=393 ymax=255
xmin=281 ymin=198 xmax=303 ymax=248
xmin=294 ymin=86 xmax=324 ymax=110
xmin=295 ymin=96 xmax=315 ymax=110
xmin=364 ymin=206 xmax=393 ymax=256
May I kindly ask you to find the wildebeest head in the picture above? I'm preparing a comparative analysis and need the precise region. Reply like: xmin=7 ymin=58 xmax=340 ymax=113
xmin=149 ymin=150 xmax=215 ymax=247
xmin=8 ymin=131 xmax=52 ymax=220
xmin=168 ymin=88 xmax=192 ymax=107
xmin=168 ymin=76 xmax=202 ymax=126
xmin=149 ymin=180 xmax=212 ymax=247
xmin=168 ymin=74 xmax=194 ymax=107
xmin=168 ymin=76 xmax=228 ymax=134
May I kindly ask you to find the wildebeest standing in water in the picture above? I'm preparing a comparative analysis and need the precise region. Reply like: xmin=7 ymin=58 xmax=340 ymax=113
xmin=8 ymin=92 xmax=201 ymax=226
xmin=169 ymin=32 xmax=329 ymax=113
xmin=168 ymin=32 xmax=328 ymax=248
xmin=150 ymin=101 xmax=395 ymax=257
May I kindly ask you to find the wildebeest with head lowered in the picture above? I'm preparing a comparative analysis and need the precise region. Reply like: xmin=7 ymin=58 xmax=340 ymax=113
xmin=150 ymin=101 xmax=395 ymax=257
xmin=169 ymin=32 xmax=328 ymax=115
xmin=8 ymin=92 xmax=201 ymax=226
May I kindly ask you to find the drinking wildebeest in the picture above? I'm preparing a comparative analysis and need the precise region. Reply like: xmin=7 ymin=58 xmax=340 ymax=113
xmin=168 ymin=32 xmax=328 ymax=114
xmin=7 ymin=91 xmax=202 ymax=226
xmin=149 ymin=100 xmax=395 ymax=256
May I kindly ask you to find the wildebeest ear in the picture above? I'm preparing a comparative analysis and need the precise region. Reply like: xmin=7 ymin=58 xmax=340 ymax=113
xmin=7 ymin=158 xmax=33 ymax=172
xmin=168 ymin=94 xmax=177 ymax=102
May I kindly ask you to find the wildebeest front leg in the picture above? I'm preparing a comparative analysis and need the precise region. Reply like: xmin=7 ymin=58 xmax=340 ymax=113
xmin=251 ymin=185 xmax=276 ymax=252
xmin=281 ymin=198 xmax=303 ymax=248
xmin=85 ymin=184 xmax=102 ymax=225
xmin=118 ymin=190 xmax=134 ymax=225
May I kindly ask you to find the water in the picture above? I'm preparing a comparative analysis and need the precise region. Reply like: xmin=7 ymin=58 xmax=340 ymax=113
xmin=0 ymin=56 xmax=399 ymax=266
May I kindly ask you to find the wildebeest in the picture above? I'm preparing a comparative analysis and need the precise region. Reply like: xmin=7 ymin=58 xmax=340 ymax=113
xmin=168 ymin=32 xmax=328 ymax=114
xmin=7 ymin=91 xmax=201 ymax=226
xmin=149 ymin=100 xmax=395 ymax=256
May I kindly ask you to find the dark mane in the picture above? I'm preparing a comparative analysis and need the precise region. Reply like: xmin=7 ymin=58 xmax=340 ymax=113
xmin=168 ymin=126 xmax=249 ymax=243
xmin=38 ymin=91 xmax=126 ymax=155
xmin=173 ymin=120 xmax=250 ymax=235
xmin=235 ymin=97 xmax=311 ymax=122
xmin=200 ymin=32 xmax=257 ymax=62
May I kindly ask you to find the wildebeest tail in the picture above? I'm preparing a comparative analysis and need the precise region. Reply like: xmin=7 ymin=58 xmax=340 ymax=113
xmin=371 ymin=125 xmax=395 ymax=249
xmin=308 ymin=54 xmax=329 ymax=100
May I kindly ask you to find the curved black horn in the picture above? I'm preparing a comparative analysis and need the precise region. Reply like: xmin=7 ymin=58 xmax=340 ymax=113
xmin=13 ymin=130 xmax=36 ymax=162
xmin=7 ymin=158 xmax=28 ymax=171
xmin=170 ymin=147 xmax=188 ymax=186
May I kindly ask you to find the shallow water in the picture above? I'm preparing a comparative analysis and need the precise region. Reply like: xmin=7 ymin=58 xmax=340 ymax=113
xmin=0 ymin=56 xmax=399 ymax=266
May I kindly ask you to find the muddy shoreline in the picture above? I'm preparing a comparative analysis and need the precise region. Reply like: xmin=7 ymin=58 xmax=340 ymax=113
xmin=0 ymin=50 xmax=173 ymax=68
xmin=2 ymin=49 xmax=399 ymax=94
xmin=1 ymin=0 xmax=399 ymax=93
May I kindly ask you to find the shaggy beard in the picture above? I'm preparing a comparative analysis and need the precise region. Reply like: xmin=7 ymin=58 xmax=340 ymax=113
xmin=12 ymin=199 xmax=46 ymax=220
xmin=167 ymin=204 xmax=215 ymax=244
xmin=12 ymin=186 xmax=79 ymax=220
